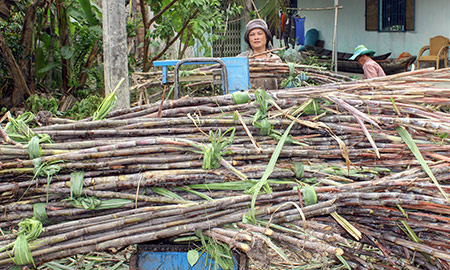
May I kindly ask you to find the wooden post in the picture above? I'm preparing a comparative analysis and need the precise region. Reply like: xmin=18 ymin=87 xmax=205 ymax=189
xmin=102 ymin=0 xmax=130 ymax=110
xmin=332 ymin=0 xmax=339 ymax=74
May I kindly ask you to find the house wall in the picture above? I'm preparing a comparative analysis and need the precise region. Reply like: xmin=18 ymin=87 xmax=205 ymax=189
xmin=297 ymin=0 xmax=450 ymax=58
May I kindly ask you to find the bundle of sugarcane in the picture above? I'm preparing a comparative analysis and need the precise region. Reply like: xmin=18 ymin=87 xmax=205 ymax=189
xmin=247 ymin=60 xmax=354 ymax=85
xmin=1 ymin=68 xmax=450 ymax=268
xmin=130 ymin=59 xmax=353 ymax=97
xmin=0 ymin=163 xmax=449 ymax=268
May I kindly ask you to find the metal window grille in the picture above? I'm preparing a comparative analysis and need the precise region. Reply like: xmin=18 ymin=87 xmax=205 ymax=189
xmin=379 ymin=0 xmax=406 ymax=32
xmin=213 ymin=18 xmax=241 ymax=57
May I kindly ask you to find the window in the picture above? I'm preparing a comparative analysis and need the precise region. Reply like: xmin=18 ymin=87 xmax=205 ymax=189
xmin=366 ymin=0 xmax=415 ymax=32
xmin=212 ymin=18 xmax=241 ymax=57
xmin=380 ymin=0 xmax=405 ymax=31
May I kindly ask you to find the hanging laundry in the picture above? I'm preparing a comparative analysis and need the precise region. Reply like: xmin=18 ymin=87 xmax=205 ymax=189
xmin=280 ymin=12 xmax=286 ymax=39
xmin=294 ymin=16 xmax=305 ymax=45
xmin=282 ymin=14 xmax=297 ymax=48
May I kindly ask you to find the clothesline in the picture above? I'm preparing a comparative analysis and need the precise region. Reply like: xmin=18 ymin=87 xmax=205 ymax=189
xmin=286 ymin=6 xmax=343 ymax=11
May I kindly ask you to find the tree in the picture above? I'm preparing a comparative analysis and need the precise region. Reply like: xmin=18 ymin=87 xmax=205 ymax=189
xmin=139 ymin=0 xmax=241 ymax=71
xmin=0 ymin=0 xmax=104 ymax=109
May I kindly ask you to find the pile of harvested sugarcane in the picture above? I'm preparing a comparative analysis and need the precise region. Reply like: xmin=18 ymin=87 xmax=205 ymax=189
xmin=1 ymin=67 xmax=450 ymax=269
xmin=131 ymin=60 xmax=353 ymax=97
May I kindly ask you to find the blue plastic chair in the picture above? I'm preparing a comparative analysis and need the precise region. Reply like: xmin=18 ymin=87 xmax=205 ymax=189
xmin=298 ymin=28 xmax=319 ymax=52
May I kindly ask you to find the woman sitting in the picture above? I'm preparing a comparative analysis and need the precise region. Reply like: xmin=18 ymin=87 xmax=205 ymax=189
xmin=238 ymin=19 xmax=281 ymax=89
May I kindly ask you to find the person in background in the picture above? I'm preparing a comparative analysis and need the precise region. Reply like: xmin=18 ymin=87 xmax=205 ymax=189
xmin=237 ymin=19 xmax=282 ymax=90
xmin=349 ymin=45 xmax=386 ymax=79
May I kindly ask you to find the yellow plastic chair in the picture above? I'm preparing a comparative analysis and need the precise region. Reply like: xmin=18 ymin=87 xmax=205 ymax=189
xmin=417 ymin=35 xmax=449 ymax=69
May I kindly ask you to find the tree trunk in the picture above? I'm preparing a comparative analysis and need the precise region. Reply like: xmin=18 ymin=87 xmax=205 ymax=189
xmin=139 ymin=0 xmax=150 ymax=71
xmin=0 ymin=31 xmax=33 ymax=106
xmin=78 ymin=42 xmax=99 ymax=88
xmin=56 ymin=0 xmax=70 ymax=93
xmin=19 ymin=0 xmax=44 ymax=94
xmin=45 ymin=5 xmax=56 ymax=87
xmin=102 ymin=0 xmax=130 ymax=110
xmin=0 ymin=0 xmax=13 ymax=19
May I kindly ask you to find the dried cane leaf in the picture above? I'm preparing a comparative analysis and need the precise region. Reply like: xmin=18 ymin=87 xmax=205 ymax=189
xmin=331 ymin=211 xmax=362 ymax=241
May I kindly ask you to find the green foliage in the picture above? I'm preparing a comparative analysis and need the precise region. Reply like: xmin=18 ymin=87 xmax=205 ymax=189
xmin=191 ymin=231 xmax=235 ymax=270
xmin=93 ymin=78 xmax=124 ymax=121
xmin=396 ymin=126 xmax=449 ymax=202
xmin=66 ymin=171 xmax=132 ymax=210
xmin=147 ymin=0 xmax=241 ymax=57
xmin=187 ymin=249 xmax=200 ymax=266
xmin=280 ymin=62 xmax=308 ymax=88
xmin=300 ymin=185 xmax=317 ymax=206
xmin=1 ymin=0 xmax=104 ymax=107
xmin=247 ymin=121 xmax=296 ymax=222
xmin=11 ymin=218 xmax=43 ymax=267
xmin=25 ymin=95 xmax=59 ymax=115
xmin=202 ymin=127 xmax=235 ymax=170
xmin=278 ymin=45 xmax=303 ymax=63
xmin=63 ymin=95 xmax=103 ymax=120
xmin=0 ymin=6 xmax=26 ymax=80
xmin=4 ymin=112 xmax=52 ymax=144
xmin=301 ymin=52 xmax=332 ymax=70
xmin=252 ymin=89 xmax=296 ymax=144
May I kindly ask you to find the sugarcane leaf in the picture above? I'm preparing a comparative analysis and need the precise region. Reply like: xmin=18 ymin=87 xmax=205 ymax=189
xmin=93 ymin=78 xmax=124 ymax=121
xmin=293 ymin=162 xmax=304 ymax=179
xmin=259 ymin=118 xmax=272 ymax=135
xmin=43 ymin=164 xmax=61 ymax=176
xmin=396 ymin=126 xmax=450 ymax=202
xmin=189 ymin=181 xmax=255 ymax=191
xmin=187 ymin=249 xmax=200 ymax=266
xmin=232 ymin=91 xmax=250 ymax=104
xmin=399 ymin=220 xmax=421 ymax=243
xmin=336 ymin=254 xmax=351 ymax=270
xmin=27 ymin=136 xmax=41 ymax=159
xmin=95 ymin=199 xmax=132 ymax=210
xmin=248 ymin=121 xmax=295 ymax=221
xmin=69 ymin=196 xmax=102 ymax=210
xmin=287 ymin=62 xmax=296 ymax=77
xmin=202 ymin=127 xmax=236 ymax=170
xmin=150 ymin=187 xmax=185 ymax=201
xmin=174 ymin=187 xmax=213 ymax=201
xmin=331 ymin=211 xmax=362 ymax=241
xmin=397 ymin=220 xmax=433 ymax=262
xmin=300 ymin=185 xmax=317 ymax=206
xmin=70 ymin=171 xmax=85 ymax=199
xmin=13 ymin=233 xmax=34 ymax=266
xmin=33 ymin=203 xmax=50 ymax=225
xmin=397 ymin=204 xmax=408 ymax=219
xmin=303 ymin=98 xmax=322 ymax=116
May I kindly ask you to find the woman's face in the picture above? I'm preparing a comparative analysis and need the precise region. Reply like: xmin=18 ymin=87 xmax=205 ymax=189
xmin=248 ymin=28 xmax=267 ymax=51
